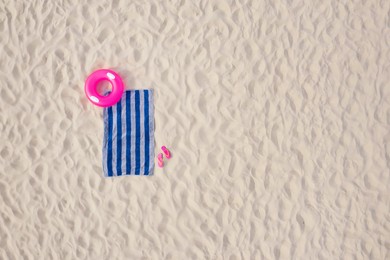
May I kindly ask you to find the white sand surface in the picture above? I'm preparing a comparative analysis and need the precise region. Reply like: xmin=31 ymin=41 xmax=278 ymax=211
xmin=0 ymin=0 xmax=389 ymax=259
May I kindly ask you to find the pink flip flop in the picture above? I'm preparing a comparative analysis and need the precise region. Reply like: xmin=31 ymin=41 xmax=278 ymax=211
xmin=161 ymin=146 xmax=171 ymax=159
xmin=157 ymin=153 xmax=164 ymax=168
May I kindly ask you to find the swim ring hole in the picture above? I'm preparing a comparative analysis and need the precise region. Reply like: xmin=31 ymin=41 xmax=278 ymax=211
xmin=96 ymin=80 xmax=112 ymax=96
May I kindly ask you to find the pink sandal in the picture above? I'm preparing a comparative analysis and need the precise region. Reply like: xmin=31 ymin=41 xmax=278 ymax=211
xmin=161 ymin=146 xmax=171 ymax=159
xmin=157 ymin=153 xmax=164 ymax=167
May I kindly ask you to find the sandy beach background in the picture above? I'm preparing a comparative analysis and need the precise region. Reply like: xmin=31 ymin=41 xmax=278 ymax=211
xmin=1 ymin=0 xmax=389 ymax=259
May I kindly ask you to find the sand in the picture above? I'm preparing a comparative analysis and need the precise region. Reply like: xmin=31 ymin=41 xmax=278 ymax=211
xmin=0 ymin=0 xmax=389 ymax=259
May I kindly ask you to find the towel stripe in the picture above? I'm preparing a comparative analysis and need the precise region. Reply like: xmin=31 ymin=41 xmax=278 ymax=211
xmin=116 ymin=100 xmax=122 ymax=176
xmin=121 ymin=95 xmax=127 ymax=175
xmin=107 ymin=106 xmax=113 ymax=177
xmin=125 ymin=92 xmax=131 ymax=175
xmin=135 ymin=91 xmax=141 ymax=175
xmin=102 ymin=109 xmax=107 ymax=176
xmin=130 ymin=92 xmax=136 ymax=175
xmin=144 ymin=90 xmax=150 ymax=175
xmin=149 ymin=91 xmax=154 ymax=173
xmin=139 ymin=90 xmax=145 ymax=175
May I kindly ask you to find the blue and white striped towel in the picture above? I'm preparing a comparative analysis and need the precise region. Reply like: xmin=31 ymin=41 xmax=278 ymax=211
xmin=103 ymin=90 xmax=154 ymax=177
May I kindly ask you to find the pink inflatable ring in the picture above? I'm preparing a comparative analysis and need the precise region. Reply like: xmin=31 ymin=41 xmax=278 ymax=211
xmin=84 ymin=69 xmax=124 ymax=107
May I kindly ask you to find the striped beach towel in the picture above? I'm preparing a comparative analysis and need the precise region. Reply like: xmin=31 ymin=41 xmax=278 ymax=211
xmin=102 ymin=90 xmax=154 ymax=177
